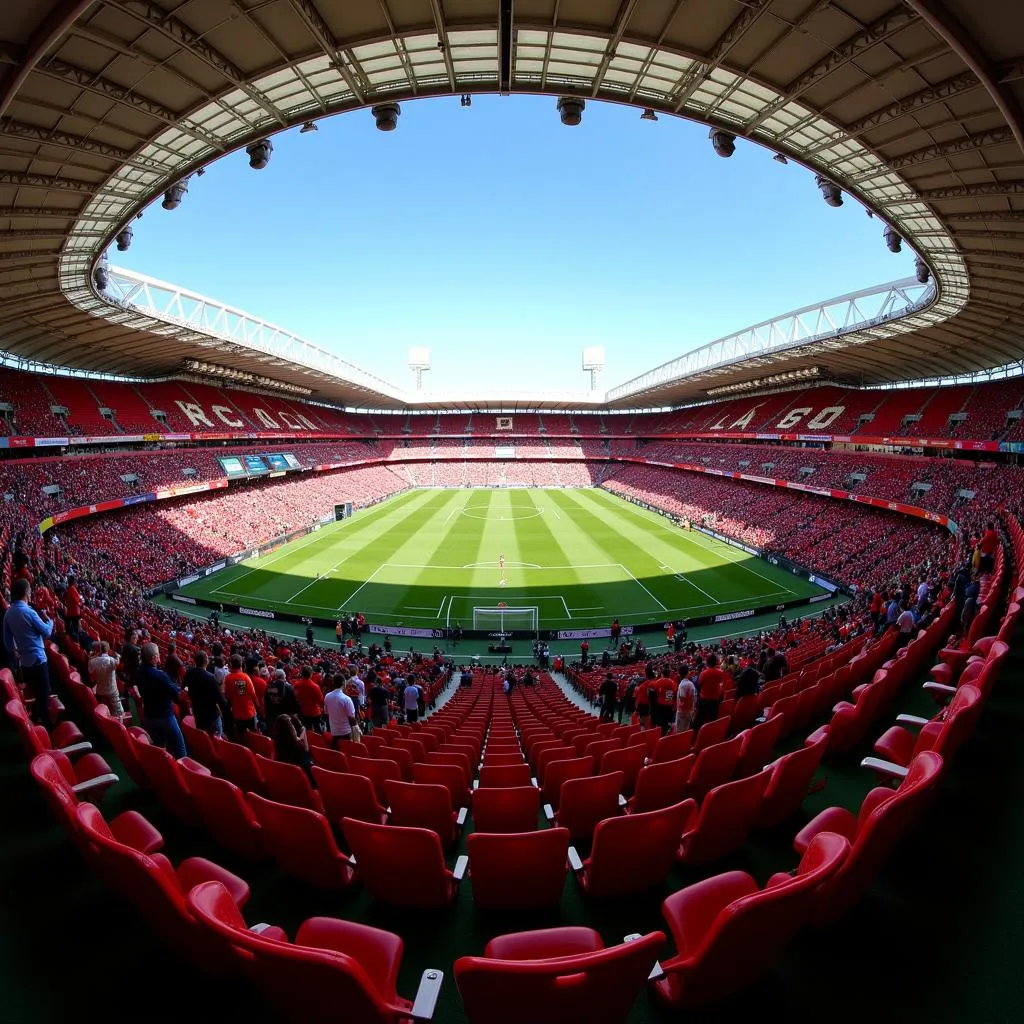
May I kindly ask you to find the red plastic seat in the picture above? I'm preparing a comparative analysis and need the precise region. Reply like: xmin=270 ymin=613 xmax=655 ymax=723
xmin=534 ymin=744 xmax=575 ymax=782
xmin=757 ymin=732 xmax=827 ymax=828
xmin=217 ymin=739 xmax=268 ymax=795
xmin=472 ymin=785 xmax=540 ymax=833
xmin=385 ymin=780 xmax=465 ymax=846
xmin=180 ymin=759 xmax=264 ymax=859
xmin=357 ymin=756 xmax=405 ymax=804
xmin=687 ymin=735 xmax=742 ymax=803
xmin=4 ymin=696 xmax=87 ymax=753
xmin=583 ymin=738 xmax=620 ymax=764
xmin=540 ymin=756 xmax=593 ymax=809
xmin=578 ymin=800 xmax=696 ymax=899
xmin=134 ymin=738 xmax=203 ymax=827
xmin=412 ymin=762 xmax=471 ymax=810
xmin=427 ymin=750 xmax=473 ymax=783
xmin=679 ymin=768 xmax=773 ymax=866
xmin=549 ymin=771 xmax=624 ymax=842
xmin=311 ymin=765 xmax=387 ymax=827
xmin=628 ymin=755 xmax=694 ymax=814
xmin=341 ymin=818 xmax=466 ymax=909
xmin=653 ymin=832 xmax=850 ymax=1006
xmin=467 ymin=829 xmax=569 ymax=911
xmin=243 ymin=729 xmax=275 ymax=759
xmin=693 ymin=716 xmax=730 ymax=752
xmin=180 ymin=719 xmax=224 ymax=773
xmin=455 ymin=927 xmax=665 ymax=1024
xmin=248 ymin=793 xmax=355 ymax=890
xmin=187 ymin=881 xmax=444 ymax=1023
xmin=75 ymin=802 xmax=249 ymax=973
xmin=478 ymin=763 xmax=532 ymax=788
xmin=92 ymin=705 xmax=149 ymax=789
xmin=255 ymin=754 xmax=324 ymax=813
xmin=599 ymin=744 xmax=646 ymax=797
xmin=652 ymin=729 xmax=692 ymax=764
xmin=309 ymin=745 xmax=350 ymax=773
xmin=734 ymin=715 xmax=785 ymax=778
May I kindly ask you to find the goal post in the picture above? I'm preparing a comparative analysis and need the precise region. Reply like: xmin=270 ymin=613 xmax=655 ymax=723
xmin=472 ymin=606 xmax=539 ymax=636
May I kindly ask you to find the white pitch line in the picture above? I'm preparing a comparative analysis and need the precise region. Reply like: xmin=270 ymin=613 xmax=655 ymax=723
xmin=335 ymin=565 xmax=383 ymax=610
xmin=551 ymin=506 xmax=561 ymax=520
xmin=436 ymin=595 xmax=447 ymax=617
xmin=559 ymin=596 xmax=572 ymax=619
xmin=617 ymin=562 xmax=667 ymax=611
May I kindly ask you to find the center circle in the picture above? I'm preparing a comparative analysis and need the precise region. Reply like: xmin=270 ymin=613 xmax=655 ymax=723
xmin=460 ymin=505 xmax=544 ymax=521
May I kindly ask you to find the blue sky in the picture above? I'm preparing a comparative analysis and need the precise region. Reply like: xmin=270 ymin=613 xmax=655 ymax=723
xmin=116 ymin=95 xmax=917 ymax=395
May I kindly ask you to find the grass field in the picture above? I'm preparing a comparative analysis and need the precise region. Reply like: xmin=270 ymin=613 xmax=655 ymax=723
xmin=176 ymin=487 xmax=826 ymax=629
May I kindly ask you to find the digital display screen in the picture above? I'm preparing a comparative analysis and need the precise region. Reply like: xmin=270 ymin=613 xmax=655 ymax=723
xmin=266 ymin=453 xmax=289 ymax=471
xmin=244 ymin=455 xmax=268 ymax=474
xmin=218 ymin=457 xmax=246 ymax=477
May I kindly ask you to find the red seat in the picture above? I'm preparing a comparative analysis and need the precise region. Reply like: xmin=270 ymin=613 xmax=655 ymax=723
xmin=255 ymin=754 xmax=324 ymax=813
xmin=757 ymin=732 xmax=827 ymax=828
xmin=134 ymin=738 xmax=203 ymax=827
xmin=312 ymin=765 xmax=387 ymax=827
xmin=693 ymin=716 xmax=730 ymax=752
xmin=599 ymin=743 xmax=646 ymax=797
xmin=341 ymin=818 xmax=466 ymax=909
xmin=540 ymin=756 xmax=593 ymax=809
xmin=628 ymin=755 xmax=694 ymax=814
xmin=582 ymin=738 xmax=620 ymax=764
xmin=678 ymin=768 xmax=773 ymax=866
xmin=217 ymin=739 xmax=268 ymax=795
xmin=357 ymin=756 xmax=405 ymax=804
xmin=187 ymin=881 xmax=444 ymax=1023
xmin=471 ymin=785 xmax=540 ymax=833
xmin=578 ymin=800 xmax=696 ymax=899
xmin=248 ymin=794 xmax=355 ymax=890
xmin=92 ymin=705 xmax=149 ymax=789
xmin=653 ymin=729 xmax=692 ymax=764
xmin=687 ymin=735 xmax=742 ymax=802
xmin=455 ymin=927 xmax=664 ymax=1024
xmin=243 ymin=729 xmax=275 ymax=759
xmin=4 ymin=696 xmax=87 ymax=753
xmin=180 ymin=760 xmax=265 ymax=859
xmin=309 ymin=745 xmax=350 ymax=773
xmin=793 ymin=751 xmax=944 ymax=924
xmin=467 ymin=829 xmax=569 ymax=910
xmin=75 ymin=802 xmax=249 ymax=973
xmin=548 ymin=771 xmax=624 ymax=842
xmin=427 ymin=750 xmax=473 ymax=783
xmin=412 ymin=762 xmax=471 ymax=809
xmin=734 ymin=716 xmax=785 ymax=778
xmin=385 ymin=780 xmax=465 ymax=846
xmin=478 ymin=763 xmax=532 ymax=788
xmin=534 ymin=744 xmax=575 ymax=781
xmin=653 ymin=832 xmax=850 ymax=1006
xmin=180 ymin=719 xmax=223 ymax=773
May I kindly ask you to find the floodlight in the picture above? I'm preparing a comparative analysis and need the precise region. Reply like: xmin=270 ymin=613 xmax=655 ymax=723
xmin=709 ymin=128 xmax=735 ymax=158
xmin=815 ymin=174 xmax=842 ymax=207
xmin=557 ymin=96 xmax=585 ymax=126
xmin=93 ymin=252 xmax=109 ymax=291
xmin=884 ymin=225 xmax=902 ymax=253
xmin=246 ymin=138 xmax=273 ymax=169
xmin=773 ymin=153 xmax=788 ymax=164
xmin=915 ymin=256 xmax=931 ymax=284
xmin=640 ymin=108 xmax=658 ymax=122
xmin=372 ymin=103 xmax=401 ymax=131
xmin=408 ymin=347 xmax=431 ymax=390
xmin=299 ymin=121 xmax=318 ymax=133
xmin=460 ymin=94 xmax=472 ymax=107
xmin=162 ymin=176 xmax=189 ymax=210
xmin=115 ymin=225 xmax=133 ymax=251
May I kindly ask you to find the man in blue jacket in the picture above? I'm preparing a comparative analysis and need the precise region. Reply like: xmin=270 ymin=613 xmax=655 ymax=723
xmin=3 ymin=578 xmax=54 ymax=727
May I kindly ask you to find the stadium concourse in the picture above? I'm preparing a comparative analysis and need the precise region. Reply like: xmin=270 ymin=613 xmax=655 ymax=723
xmin=2 ymin=1 xmax=1024 ymax=1023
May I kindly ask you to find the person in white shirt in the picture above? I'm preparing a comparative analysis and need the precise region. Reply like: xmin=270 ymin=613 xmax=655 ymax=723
xmin=324 ymin=676 xmax=358 ymax=742
xmin=350 ymin=673 xmax=366 ymax=707
xmin=403 ymin=678 xmax=422 ymax=723
xmin=675 ymin=666 xmax=697 ymax=734
xmin=916 ymin=580 xmax=930 ymax=604
xmin=88 ymin=640 xmax=123 ymax=716
xmin=896 ymin=604 xmax=917 ymax=647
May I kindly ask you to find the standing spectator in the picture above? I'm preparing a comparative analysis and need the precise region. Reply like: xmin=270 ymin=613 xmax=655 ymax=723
xmin=3 ymin=578 xmax=54 ymax=728
xmin=580 ymin=638 xmax=590 ymax=666
xmin=136 ymin=643 xmax=186 ymax=758
xmin=183 ymin=651 xmax=227 ymax=737
xmin=164 ymin=642 xmax=183 ymax=684
xmin=654 ymin=670 xmax=677 ymax=734
xmin=599 ymin=673 xmax=617 ymax=722
xmin=264 ymin=668 xmax=299 ymax=727
xmin=610 ymin=619 xmax=621 ymax=649
xmin=675 ymin=665 xmax=697 ymax=734
xmin=293 ymin=665 xmax=324 ymax=732
xmin=403 ymin=675 xmax=421 ymax=723
xmin=272 ymin=713 xmax=313 ymax=780
xmin=305 ymin=621 xmax=315 ymax=646
xmin=734 ymin=660 xmax=762 ymax=699
xmin=63 ymin=578 xmax=83 ymax=641
xmin=619 ymin=676 xmax=637 ymax=724
xmin=696 ymin=654 xmax=728 ymax=729
xmin=224 ymin=654 xmax=258 ymax=738
xmin=325 ymin=674 xmax=358 ymax=744
xmin=763 ymin=647 xmax=789 ymax=683
xmin=369 ymin=676 xmax=391 ymax=728
xmin=896 ymin=602 xmax=917 ymax=648
xmin=87 ymin=640 xmax=123 ymax=717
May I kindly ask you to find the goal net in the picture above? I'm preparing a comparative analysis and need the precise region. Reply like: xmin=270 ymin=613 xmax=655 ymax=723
xmin=472 ymin=606 xmax=539 ymax=635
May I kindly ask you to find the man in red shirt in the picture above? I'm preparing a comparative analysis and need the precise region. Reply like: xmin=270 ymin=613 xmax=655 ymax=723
xmin=654 ymin=672 xmax=677 ymax=734
xmin=978 ymin=521 xmax=999 ymax=572
xmin=63 ymin=579 xmax=83 ymax=640
xmin=696 ymin=653 xmax=729 ymax=730
xmin=293 ymin=665 xmax=325 ymax=732
xmin=224 ymin=654 xmax=259 ymax=738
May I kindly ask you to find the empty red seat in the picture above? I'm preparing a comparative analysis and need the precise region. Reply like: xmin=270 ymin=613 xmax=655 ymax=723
xmin=385 ymin=779 xmax=466 ymax=846
xmin=312 ymin=765 xmax=387 ymax=827
xmin=187 ymin=881 xmax=444 ymax=1022
xmin=548 ymin=771 xmax=624 ymax=842
xmin=92 ymin=705 xmax=149 ymax=789
xmin=467 ymin=829 xmax=569 ymax=911
xmin=687 ymin=735 xmax=742 ymax=802
xmin=653 ymin=729 xmax=692 ymax=764
xmin=356 ymin=756 xmax=405 ymax=804
xmin=599 ymin=743 xmax=646 ymax=797
xmin=472 ymin=785 xmax=540 ymax=833
xmin=412 ymin=762 xmax=471 ymax=809
xmin=478 ymin=763 xmax=532 ymax=788
xmin=693 ymin=716 xmax=730 ymax=752
xmin=679 ymin=768 xmax=773 ymax=866
xmin=341 ymin=818 xmax=466 ymax=909
xmin=180 ymin=759 xmax=264 ymax=859
xmin=653 ymin=832 xmax=850 ymax=1006
xmin=134 ymin=738 xmax=203 ymax=827
xmin=628 ymin=755 xmax=694 ymax=814
xmin=734 ymin=715 xmax=785 ymax=778
xmin=758 ymin=732 xmax=827 ymax=828
xmin=255 ymin=754 xmax=323 ymax=813
xmin=217 ymin=739 xmax=267 ymax=795
xmin=455 ymin=927 xmax=664 ymax=1024
xmin=540 ymin=756 xmax=593 ymax=809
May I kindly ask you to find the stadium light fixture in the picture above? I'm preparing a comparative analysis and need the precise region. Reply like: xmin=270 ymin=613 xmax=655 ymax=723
xmin=705 ymin=366 xmax=822 ymax=397
xmin=460 ymin=94 xmax=472 ymax=107
xmin=915 ymin=256 xmax=931 ymax=284
xmin=372 ymin=103 xmax=401 ymax=131
xmin=162 ymin=176 xmax=190 ymax=210
xmin=773 ymin=153 xmax=788 ymax=165
xmin=709 ymin=128 xmax=736 ymax=158
xmin=640 ymin=108 xmax=658 ymax=122
xmin=114 ymin=224 xmax=133 ymax=251
xmin=884 ymin=225 xmax=902 ymax=253
xmin=557 ymin=96 xmax=585 ymax=126
xmin=93 ymin=251 xmax=110 ymax=291
xmin=246 ymin=138 xmax=273 ymax=169
xmin=299 ymin=121 xmax=318 ymax=133
xmin=181 ymin=359 xmax=313 ymax=396
xmin=814 ymin=175 xmax=842 ymax=207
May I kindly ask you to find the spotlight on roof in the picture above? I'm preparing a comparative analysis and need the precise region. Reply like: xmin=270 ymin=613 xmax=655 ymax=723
xmin=299 ymin=121 xmax=318 ymax=133
xmin=115 ymin=224 xmax=133 ymax=251
xmin=773 ymin=153 xmax=788 ymax=165
xmin=883 ymin=225 xmax=902 ymax=253
xmin=162 ymin=176 xmax=190 ymax=210
xmin=460 ymin=94 xmax=472 ymax=108
xmin=640 ymin=108 xmax=658 ymax=122
xmin=246 ymin=138 xmax=273 ymax=169
xmin=372 ymin=103 xmax=401 ymax=131
xmin=93 ymin=252 xmax=109 ymax=291
xmin=915 ymin=257 xmax=931 ymax=284
xmin=709 ymin=128 xmax=736 ymax=158
xmin=196 ymin=167 xmax=205 ymax=176
xmin=557 ymin=96 xmax=585 ymax=126
xmin=815 ymin=174 xmax=843 ymax=208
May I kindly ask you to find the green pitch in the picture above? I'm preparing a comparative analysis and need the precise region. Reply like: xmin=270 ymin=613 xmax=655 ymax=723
xmin=176 ymin=487 xmax=827 ymax=629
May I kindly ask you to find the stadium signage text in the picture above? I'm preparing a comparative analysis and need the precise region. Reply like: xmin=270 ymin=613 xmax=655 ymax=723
xmin=238 ymin=606 xmax=276 ymax=620
xmin=556 ymin=626 xmax=636 ymax=641
xmin=712 ymin=608 xmax=756 ymax=623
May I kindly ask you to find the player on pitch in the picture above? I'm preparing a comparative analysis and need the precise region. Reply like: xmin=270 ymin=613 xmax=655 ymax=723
xmin=499 ymin=553 xmax=506 ymax=586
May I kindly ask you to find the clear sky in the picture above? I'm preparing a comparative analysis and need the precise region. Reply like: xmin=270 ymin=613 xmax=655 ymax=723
xmin=115 ymin=94 xmax=918 ymax=396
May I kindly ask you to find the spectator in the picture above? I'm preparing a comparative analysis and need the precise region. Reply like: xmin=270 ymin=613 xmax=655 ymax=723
xmin=272 ymin=713 xmax=313 ymax=780
xmin=183 ymin=651 xmax=228 ymax=737
xmin=224 ymin=654 xmax=259 ymax=738
xmin=696 ymin=654 xmax=728 ymax=729
xmin=264 ymin=668 xmax=299 ymax=726
xmin=136 ymin=642 xmax=186 ymax=758
xmin=87 ymin=640 xmax=123 ymax=717
xmin=325 ymin=674 xmax=358 ymax=744
xmin=293 ymin=665 xmax=324 ymax=732
xmin=3 ymin=578 xmax=54 ymax=727
xmin=403 ymin=675 xmax=421 ymax=723
xmin=675 ymin=665 xmax=697 ymax=734
xmin=368 ymin=676 xmax=391 ymax=728
xmin=599 ymin=673 xmax=617 ymax=722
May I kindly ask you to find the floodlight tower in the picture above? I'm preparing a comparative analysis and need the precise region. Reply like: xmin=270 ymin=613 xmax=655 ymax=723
xmin=582 ymin=347 xmax=605 ymax=393
xmin=408 ymin=347 xmax=431 ymax=391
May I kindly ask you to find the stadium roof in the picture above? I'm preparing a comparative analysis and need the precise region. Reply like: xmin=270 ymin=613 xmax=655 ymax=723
xmin=0 ymin=1 xmax=1021 ymax=412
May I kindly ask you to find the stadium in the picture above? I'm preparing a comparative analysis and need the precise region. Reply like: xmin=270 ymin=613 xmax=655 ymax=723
xmin=0 ymin=1 xmax=1022 ymax=1021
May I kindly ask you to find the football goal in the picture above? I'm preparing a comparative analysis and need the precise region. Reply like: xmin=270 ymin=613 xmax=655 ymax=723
xmin=472 ymin=606 xmax=539 ymax=636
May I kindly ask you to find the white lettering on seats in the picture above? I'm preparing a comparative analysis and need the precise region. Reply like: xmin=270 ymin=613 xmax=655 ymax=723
xmin=175 ymin=401 xmax=213 ymax=428
xmin=776 ymin=407 xmax=813 ymax=430
xmin=253 ymin=408 xmax=280 ymax=429
xmin=806 ymin=406 xmax=845 ymax=430
xmin=212 ymin=405 xmax=244 ymax=427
